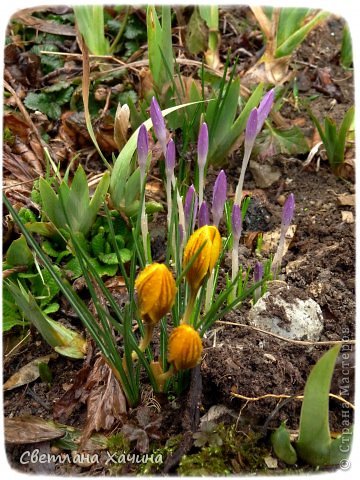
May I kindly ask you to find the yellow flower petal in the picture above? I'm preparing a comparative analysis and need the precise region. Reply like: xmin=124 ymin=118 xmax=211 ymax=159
xmin=183 ymin=226 xmax=222 ymax=293
xmin=167 ymin=324 xmax=203 ymax=371
xmin=135 ymin=263 xmax=176 ymax=324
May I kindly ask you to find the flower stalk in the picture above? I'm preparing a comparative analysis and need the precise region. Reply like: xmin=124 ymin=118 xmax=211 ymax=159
xmin=272 ymin=193 xmax=295 ymax=278
xmin=197 ymin=122 xmax=208 ymax=208
xmin=184 ymin=185 xmax=198 ymax=238
xmin=165 ymin=139 xmax=176 ymax=230
xmin=234 ymin=89 xmax=275 ymax=206
xmin=205 ymin=170 xmax=227 ymax=311
xmin=137 ymin=124 xmax=149 ymax=262
xmin=234 ymin=107 xmax=258 ymax=206
xmin=230 ymin=203 xmax=242 ymax=302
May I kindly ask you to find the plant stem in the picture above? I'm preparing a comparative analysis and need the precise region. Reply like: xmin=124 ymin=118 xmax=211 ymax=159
xmin=230 ymin=237 xmax=240 ymax=302
xmin=198 ymin=167 xmax=204 ymax=209
xmin=156 ymin=364 xmax=174 ymax=392
xmin=234 ymin=147 xmax=252 ymax=206
xmin=109 ymin=6 xmax=130 ymax=54
xmin=131 ymin=323 xmax=154 ymax=361
xmin=271 ymin=225 xmax=286 ymax=278
xmin=176 ymin=188 xmax=186 ymax=252
xmin=182 ymin=290 xmax=197 ymax=324
xmin=204 ymin=270 xmax=214 ymax=313
xmin=140 ymin=170 xmax=149 ymax=263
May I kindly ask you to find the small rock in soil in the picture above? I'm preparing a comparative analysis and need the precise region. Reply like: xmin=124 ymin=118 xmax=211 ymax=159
xmin=248 ymin=282 xmax=324 ymax=341
xmin=249 ymin=160 xmax=281 ymax=188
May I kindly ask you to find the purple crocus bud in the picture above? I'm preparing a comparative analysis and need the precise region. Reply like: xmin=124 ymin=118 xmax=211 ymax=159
xmin=254 ymin=261 xmax=264 ymax=283
xmin=282 ymin=193 xmax=295 ymax=228
xmin=165 ymin=139 xmax=176 ymax=176
xmin=231 ymin=203 xmax=242 ymax=241
xmin=212 ymin=170 xmax=227 ymax=227
xmin=198 ymin=201 xmax=210 ymax=227
xmin=150 ymin=96 xmax=166 ymax=153
xmin=256 ymin=88 xmax=275 ymax=134
xmin=137 ymin=123 xmax=148 ymax=171
xmin=197 ymin=122 xmax=209 ymax=168
xmin=184 ymin=185 xmax=198 ymax=231
xmin=245 ymin=108 xmax=258 ymax=151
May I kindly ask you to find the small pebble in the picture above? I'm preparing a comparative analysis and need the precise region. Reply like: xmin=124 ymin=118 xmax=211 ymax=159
xmin=277 ymin=195 xmax=286 ymax=206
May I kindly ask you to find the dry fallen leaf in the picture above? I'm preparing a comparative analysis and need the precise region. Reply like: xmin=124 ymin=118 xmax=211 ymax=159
xmin=261 ymin=225 xmax=297 ymax=256
xmin=80 ymin=357 xmax=127 ymax=447
xmin=5 ymin=416 xmax=65 ymax=444
xmin=243 ymin=231 xmax=261 ymax=250
xmin=4 ymin=353 xmax=58 ymax=391
xmin=264 ymin=455 xmax=278 ymax=469
xmin=336 ymin=194 xmax=355 ymax=207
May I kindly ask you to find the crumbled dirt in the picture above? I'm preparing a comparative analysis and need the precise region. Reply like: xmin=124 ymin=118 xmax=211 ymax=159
xmin=202 ymin=162 xmax=355 ymax=432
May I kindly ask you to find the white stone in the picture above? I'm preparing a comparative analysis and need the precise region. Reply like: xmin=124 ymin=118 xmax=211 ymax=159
xmin=248 ymin=284 xmax=323 ymax=341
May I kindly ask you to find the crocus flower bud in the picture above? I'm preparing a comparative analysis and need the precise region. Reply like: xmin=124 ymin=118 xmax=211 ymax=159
xmin=137 ymin=124 xmax=148 ymax=172
xmin=254 ymin=261 xmax=264 ymax=283
xmin=231 ymin=204 xmax=242 ymax=241
xmin=183 ymin=225 xmax=222 ymax=293
xmin=245 ymin=107 xmax=258 ymax=151
xmin=150 ymin=96 xmax=167 ymax=154
xmin=212 ymin=170 xmax=227 ymax=227
xmin=167 ymin=324 xmax=203 ymax=371
xmin=114 ymin=103 xmax=130 ymax=150
xmin=197 ymin=122 xmax=209 ymax=168
xmin=165 ymin=139 xmax=176 ymax=176
xmin=135 ymin=263 xmax=176 ymax=325
xmin=282 ymin=193 xmax=295 ymax=228
xmin=198 ymin=201 xmax=209 ymax=227
xmin=184 ymin=185 xmax=198 ymax=231
xmin=256 ymin=88 xmax=275 ymax=134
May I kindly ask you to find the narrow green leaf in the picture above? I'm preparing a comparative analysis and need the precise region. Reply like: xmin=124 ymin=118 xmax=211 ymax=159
xmin=147 ymin=5 xmax=173 ymax=91
xmin=341 ymin=24 xmax=353 ymax=69
xmin=87 ymin=171 xmax=110 ymax=232
xmin=333 ymin=106 xmax=354 ymax=167
xmin=276 ymin=8 xmax=309 ymax=48
xmin=296 ymin=345 xmax=341 ymax=466
xmin=39 ymin=178 xmax=66 ymax=230
xmin=275 ymin=11 xmax=329 ymax=58
xmin=199 ymin=5 xmax=218 ymax=29
xmin=5 ymin=282 xmax=86 ymax=359
xmin=271 ymin=422 xmax=297 ymax=465
xmin=210 ymin=83 xmax=264 ymax=165
xmin=74 ymin=5 xmax=110 ymax=55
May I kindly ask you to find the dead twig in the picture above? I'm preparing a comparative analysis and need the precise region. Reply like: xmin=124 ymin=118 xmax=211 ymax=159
xmin=231 ymin=391 xmax=355 ymax=410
